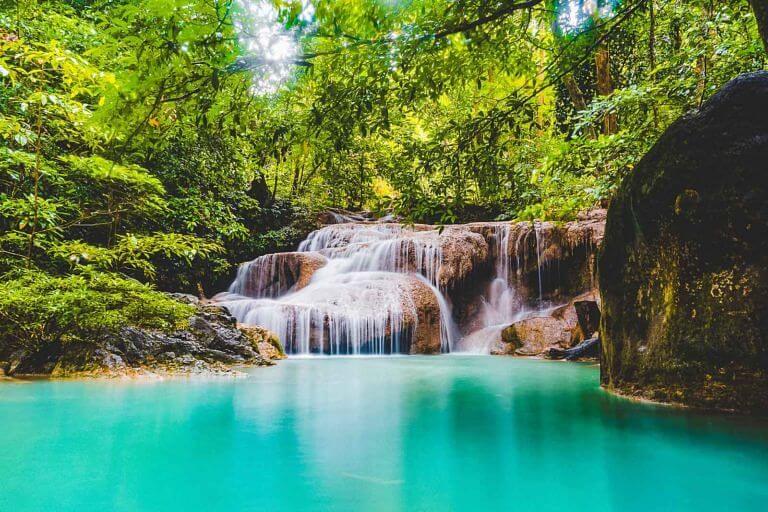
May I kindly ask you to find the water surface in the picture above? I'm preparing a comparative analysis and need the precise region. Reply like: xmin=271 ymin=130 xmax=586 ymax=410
xmin=1 ymin=357 xmax=767 ymax=511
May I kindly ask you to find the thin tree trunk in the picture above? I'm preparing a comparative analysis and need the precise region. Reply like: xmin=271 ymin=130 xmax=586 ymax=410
xmin=290 ymin=162 xmax=301 ymax=198
xmin=271 ymin=167 xmax=279 ymax=204
xmin=357 ymin=154 xmax=365 ymax=210
xmin=27 ymin=97 xmax=44 ymax=268
xmin=749 ymin=0 xmax=768 ymax=53
xmin=649 ymin=0 xmax=659 ymax=128
xmin=563 ymin=73 xmax=597 ymax=139
xmin=696 ymin=2 xmax=715 ymax=107
xmin=595 ymin=45 xmax=617 ymax=135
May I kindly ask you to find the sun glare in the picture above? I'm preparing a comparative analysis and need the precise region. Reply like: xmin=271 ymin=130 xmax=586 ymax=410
xmin=233 ymin=0 xmax=314 ymax=94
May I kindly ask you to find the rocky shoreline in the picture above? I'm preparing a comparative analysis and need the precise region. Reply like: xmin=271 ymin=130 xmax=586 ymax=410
xmin=0 ymin=297 xmax=285 ymax=380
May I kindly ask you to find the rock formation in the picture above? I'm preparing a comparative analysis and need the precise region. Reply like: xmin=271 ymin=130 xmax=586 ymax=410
xmin=490 ymin=292 xmax=599 ymax=357
xmin=599 ymin=72 xmax=768 ymax=412
xmin=229 ymin=252 xmax=328 ymax=297
xmin=0 ymin=299 xmax=277 ymax=378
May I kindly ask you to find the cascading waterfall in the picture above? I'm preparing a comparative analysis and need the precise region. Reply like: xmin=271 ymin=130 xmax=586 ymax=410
xmin=217 ymin=223 xmax=456 ymax=355
xmin=222 ymin=271 xmax=411 ymax=355
xmin=228 ymin=253 xmax=294 ymax=298
xmin=216 ymin=213 xmax=601 ymax=357
xmin=456 ymin=224 xmax=529 ymax=354
xmin=534 ymin=221 xmax=544 ymax=306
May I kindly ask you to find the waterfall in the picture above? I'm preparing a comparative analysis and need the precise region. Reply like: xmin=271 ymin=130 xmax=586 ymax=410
xmin=216 ymin=212 xmax=604 ymax=357
xmin=221 ymin=272 xmax=411 ymax=355
xmin=217 ymin=222 xmax=454 ymax=355
xmin=534 ymin=221 xmax=544 ymax=306
xmin=455 ymin=223 xmax=529 ymax=354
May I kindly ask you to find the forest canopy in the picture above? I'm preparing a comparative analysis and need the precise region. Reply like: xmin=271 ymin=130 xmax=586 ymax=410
xmin=0 ymin=0 xmax=765 ymax=346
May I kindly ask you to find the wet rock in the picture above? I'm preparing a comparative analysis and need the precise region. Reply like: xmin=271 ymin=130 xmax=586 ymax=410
xmin=238 ymin=324 xmax=286 ymax=360
xmin=599 ymin=72 xmax=768 ymax=412
xmin=574 ymin=300 xmax=601 ymax=340
xmin=493 ymin=292 xmax=598 ymax=357
xmin=227 ymin=252 xmax=328 ymax=298
xmin=436 ymin=227 xmax=489 ymax=291
xmin=403 ymin=277 xmax=443 ymax=354
xmin=546 ymin=337 xmax=600 ymax=361
xmin=51 ymin=346 xmax=127 ymax=378
xmin=168 ymin=293 xmax=200 ymax=305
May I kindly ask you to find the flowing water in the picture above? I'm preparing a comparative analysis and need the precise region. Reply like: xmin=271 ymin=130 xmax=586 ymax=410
xmin=218 ymin=220 xmax=561 ymax=356
xmin=1 ymin=358 xmax=767 ymax=512
xmin=217 ymin=223 xmax=458 ymax=355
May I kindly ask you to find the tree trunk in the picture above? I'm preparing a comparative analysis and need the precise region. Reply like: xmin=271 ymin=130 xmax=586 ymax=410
xmin=28 ymin=98 xmax=44 ymax=268
xmin=595 ymin=45 xmax=617 ymax=135
xmin=649 ymin=0 xmax=659 ymax=127
xmin=563 ymin=73 xmax=597 ymax=139
xmin=749 ymin=0 xmax=768 ymax=53
xmin=248 ymin=173 xmax=271 ymax=205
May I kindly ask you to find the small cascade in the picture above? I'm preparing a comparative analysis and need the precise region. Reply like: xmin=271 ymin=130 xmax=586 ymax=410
xmin=456 ymin=223 xmax=528 ymax=353
xmin=416 ymin=275 xmax=458 ymax=353
xmin=533 ymin=221 xmax=544 ymax=306
xmin=228 ymin=253 xmax=294 ymax=298
xmin=308 ymin=232 xmax=443 ymax=289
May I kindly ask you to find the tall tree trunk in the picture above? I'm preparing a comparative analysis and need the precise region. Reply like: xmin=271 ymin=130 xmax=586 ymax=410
xmin=563 ymin=73 xmax=597 ymax=139
xmin=28 ymin=96 xmax=43 ymax=268
xmin=749 ymin=0 xmax=768 ymax=53
xmin=649 ymin=0 xmax=659 ymax=128
xmin=696 ymin=2 xmax=715 ymax=107
xmin=595 ymin=45 xmax=617 ymax=135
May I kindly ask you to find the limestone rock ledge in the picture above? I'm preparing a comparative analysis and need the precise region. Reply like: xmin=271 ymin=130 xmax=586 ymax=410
xmin=0 ymin=299 xmax=283 ymax=379
xmin=490 ymin=292 xmax=600 ymax=359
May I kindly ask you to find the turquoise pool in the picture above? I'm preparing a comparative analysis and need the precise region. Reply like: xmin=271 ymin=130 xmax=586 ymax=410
xmin=1 ymin=357 xmax=767 ymax=511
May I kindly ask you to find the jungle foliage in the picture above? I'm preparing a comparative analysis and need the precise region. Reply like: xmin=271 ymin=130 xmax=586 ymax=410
xmin=0 ymin=0 xmax=764 ymax=346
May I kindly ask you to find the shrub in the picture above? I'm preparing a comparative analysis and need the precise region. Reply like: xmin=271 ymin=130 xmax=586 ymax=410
xmin=0 ymin=270 xmax=193 ymax=353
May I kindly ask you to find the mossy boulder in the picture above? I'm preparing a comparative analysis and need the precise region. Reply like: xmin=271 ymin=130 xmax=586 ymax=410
xmin=599 ymin=72 xmax=768 ymax=412
xmin=238 ymin=324 xmax=286 ymax=360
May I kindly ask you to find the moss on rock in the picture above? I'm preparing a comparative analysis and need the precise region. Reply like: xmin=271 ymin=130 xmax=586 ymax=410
xmin=598 ymin=72 xmax=768 ymax=413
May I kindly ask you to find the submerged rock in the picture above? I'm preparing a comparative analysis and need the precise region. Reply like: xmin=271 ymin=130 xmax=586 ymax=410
xmin=599 ymin=72 xmax=768 ymax=412
xmin=546 ymin=337 xmax=600 ymax=361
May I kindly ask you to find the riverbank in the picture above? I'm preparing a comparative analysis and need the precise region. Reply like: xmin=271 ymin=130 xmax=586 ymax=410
xmin=0 ymin=299 xmax=284 ymax=379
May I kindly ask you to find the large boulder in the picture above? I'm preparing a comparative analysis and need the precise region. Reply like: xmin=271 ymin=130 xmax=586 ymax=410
xmin=238 ymin=324 xmax=286 ymax=361
xmin=599 ymin=72 xmax=768 ymax=412
xmin=435 ymin=226 xmax=489 ymax=291
xmin=229 ymin=252 xmax=327 ymax=298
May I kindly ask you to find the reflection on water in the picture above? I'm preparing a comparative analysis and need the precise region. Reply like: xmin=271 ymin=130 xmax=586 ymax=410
xmin=1 ymin=357 xmax=767 ymax=512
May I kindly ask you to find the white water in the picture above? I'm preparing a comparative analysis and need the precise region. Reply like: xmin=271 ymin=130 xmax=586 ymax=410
xmin=218 ymin=220 xmax=558 ymax=356
xmin=218 ymin=223 xmax=457 ymax=355
xmin=454 ymin=224 xmax=530 ymax=354
xmin=221 ymin=271 xmax=410 ymax=355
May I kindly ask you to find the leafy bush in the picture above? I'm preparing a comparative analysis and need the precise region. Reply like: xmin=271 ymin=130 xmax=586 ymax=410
xmin=0 ymin=270 xmax=193 ymax=352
